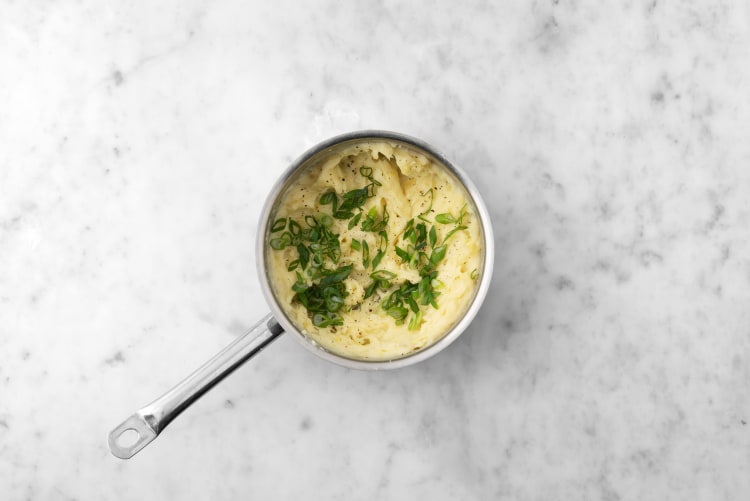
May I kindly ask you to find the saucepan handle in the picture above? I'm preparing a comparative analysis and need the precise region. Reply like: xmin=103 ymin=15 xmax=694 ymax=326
xmin=107 ymin=313 xmax=285 ymax=459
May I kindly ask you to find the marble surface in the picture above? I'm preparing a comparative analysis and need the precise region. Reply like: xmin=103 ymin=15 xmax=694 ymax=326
xmin=2 ymin=0 xmax=750 ymax=499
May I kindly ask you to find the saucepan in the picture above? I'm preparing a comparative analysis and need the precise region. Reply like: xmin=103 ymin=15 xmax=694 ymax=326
xmin=108 ymin=130 xmax=494 ymax=459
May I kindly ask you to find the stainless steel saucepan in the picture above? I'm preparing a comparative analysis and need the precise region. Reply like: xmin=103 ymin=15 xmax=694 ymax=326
xmin=108 ymin=130 xmax=494 ymax=459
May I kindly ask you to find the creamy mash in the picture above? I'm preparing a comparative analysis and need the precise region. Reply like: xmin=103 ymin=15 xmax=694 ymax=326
xmin=267 ymin=141 xmax=481 ymax=360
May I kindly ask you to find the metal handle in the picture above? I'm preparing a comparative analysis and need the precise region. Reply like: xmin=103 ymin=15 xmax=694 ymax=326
xmin=108 ymin=313 xmax=285 ymax=459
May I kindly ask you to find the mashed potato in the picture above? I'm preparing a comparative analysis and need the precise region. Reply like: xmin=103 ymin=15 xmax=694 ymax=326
xmin=267 ymin=141 xmax=481 ymax=360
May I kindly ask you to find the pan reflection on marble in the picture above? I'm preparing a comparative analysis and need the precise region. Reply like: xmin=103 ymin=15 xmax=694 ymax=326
xmin=108 ymin=130 xmax=494 ymax=459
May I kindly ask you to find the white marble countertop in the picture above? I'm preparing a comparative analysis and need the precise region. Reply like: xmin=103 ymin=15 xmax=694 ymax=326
xmin=3 ymin=1 xmax=750 ymax=499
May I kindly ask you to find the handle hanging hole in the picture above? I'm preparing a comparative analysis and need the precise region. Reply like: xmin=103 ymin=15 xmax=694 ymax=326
xmin=116 ymin=428 xmax=141 ymax=448
xmin=108 ymin=414 xmax=157 ymax=459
